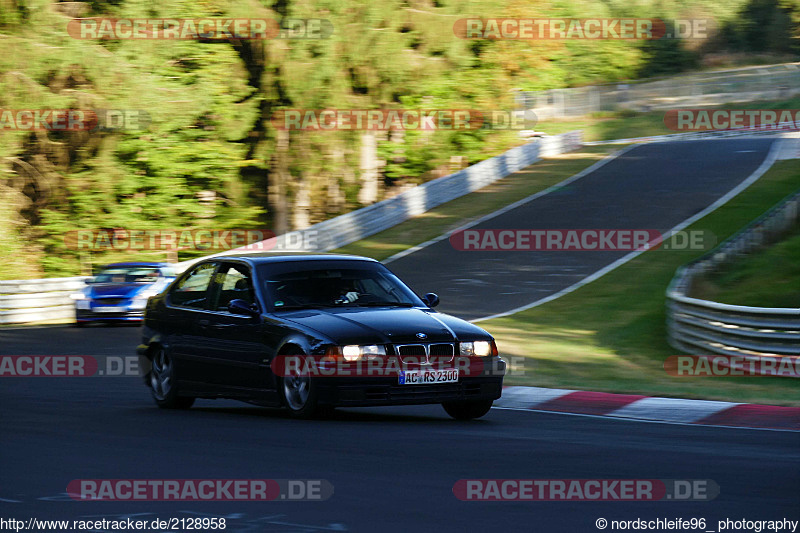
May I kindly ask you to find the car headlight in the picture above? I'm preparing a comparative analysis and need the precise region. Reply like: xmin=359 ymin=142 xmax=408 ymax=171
xmin=134 ymin=287 xmax=160 ymax=301
xmin=340 ymin=345 xmax=386 ymax=361
xmin=459 ymin=340 xmax=495 ymax=357
xmin=70 ymin=292 xmax=87 ymax=300
xmin=130 ymin=288 xmax=159 ymax=309
xmin=141 ymin=288 xmax=160 ymax=298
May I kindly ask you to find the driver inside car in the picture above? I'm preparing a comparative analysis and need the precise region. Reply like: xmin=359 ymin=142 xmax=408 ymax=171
xmin=335 ymin=280 xmax=360 ymax=304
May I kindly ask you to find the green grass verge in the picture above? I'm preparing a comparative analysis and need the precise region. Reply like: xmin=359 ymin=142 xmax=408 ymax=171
xmin=535 ymin=96 xmax=800 ymax=142
xmin=692 ymin=224 xmax=800 ymax=308
xmin=334 ymin=145 xmax=621 ymax=261
xmin=482 ymin=160 xmax=800 ymax=406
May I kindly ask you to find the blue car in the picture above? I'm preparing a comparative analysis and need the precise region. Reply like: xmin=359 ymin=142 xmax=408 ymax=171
xmin=73 ymin=262 xmax=177 ymax=326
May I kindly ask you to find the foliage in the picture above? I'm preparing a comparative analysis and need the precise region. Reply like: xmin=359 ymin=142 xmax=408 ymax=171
xmin=0 ymin=0 xmax=798 ymax=276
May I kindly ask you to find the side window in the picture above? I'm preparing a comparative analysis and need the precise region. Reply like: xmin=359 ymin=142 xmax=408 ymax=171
xmin=211 ymin=264 xmax=255 ymax=312
xmin=168 ymin=262 xmax=217 ymax=309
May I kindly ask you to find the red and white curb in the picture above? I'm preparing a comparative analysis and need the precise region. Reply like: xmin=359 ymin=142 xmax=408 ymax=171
xmin=496 ymin=386 xmax=800 ymax=430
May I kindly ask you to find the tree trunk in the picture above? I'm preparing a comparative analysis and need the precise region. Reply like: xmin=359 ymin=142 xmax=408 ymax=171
xmin=358 ymin=132 xmax=378 ymax=205
xmin=269 ymin=128 xmax=290 ymax=235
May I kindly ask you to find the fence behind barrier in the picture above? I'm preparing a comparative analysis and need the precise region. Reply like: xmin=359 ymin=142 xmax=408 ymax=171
xmin=519 ymin=63 xmax=800 ymax=120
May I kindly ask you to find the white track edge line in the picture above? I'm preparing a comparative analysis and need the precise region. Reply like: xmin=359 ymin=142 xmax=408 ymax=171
xmin=383 ymin=144 xmax=639 ymax=265
xmin=472 ymin=139 xmax=782 ymax=322
xmin=491 ymin=406 xmax=799 ymax=433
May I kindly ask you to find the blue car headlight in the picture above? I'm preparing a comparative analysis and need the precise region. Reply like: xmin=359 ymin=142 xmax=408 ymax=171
xmin=129 ymin=298 xmax=148 ymax=309
xmin=72 ymin=291 xmax=90 ymax=309
xmin=131 ymin=288 xmax=158 ymax=309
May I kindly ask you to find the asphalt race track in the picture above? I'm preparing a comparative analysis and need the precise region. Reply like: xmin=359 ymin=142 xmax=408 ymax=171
xmin=388 ymin=138 xmax=777 ymax=320
xmin=2 ymin=139 xmax=798 ymax=533
xmin=1 ymin=326 xmax=799 ymax=532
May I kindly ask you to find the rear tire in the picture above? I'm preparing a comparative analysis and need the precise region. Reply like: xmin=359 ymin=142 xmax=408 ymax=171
xmin=148 ymin=345 xmax=194 ymax=410
xmin=442 ymin=399 xmax=493 ymax=420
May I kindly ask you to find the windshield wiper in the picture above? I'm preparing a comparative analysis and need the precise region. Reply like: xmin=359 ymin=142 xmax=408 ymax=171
xmin=351 ymin=302 xmax=416 ymax=307
xmin=273 ymin=303 xmax=338 ymax=311
xmin=276 ymin=302 xmax=416 ymax=310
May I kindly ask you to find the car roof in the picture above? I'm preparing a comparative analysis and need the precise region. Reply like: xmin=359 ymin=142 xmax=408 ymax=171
xmin=201 ymin=253 xmax=379 ymax=265
xmin=103 ymin=262 xmax=169 ymax=268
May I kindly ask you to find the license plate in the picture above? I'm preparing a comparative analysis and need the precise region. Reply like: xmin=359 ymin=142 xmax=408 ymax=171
xmin=399 ymin=369 xmax=458 ymax=385
xmin=93 ymin=306 xmax=120 ymax=313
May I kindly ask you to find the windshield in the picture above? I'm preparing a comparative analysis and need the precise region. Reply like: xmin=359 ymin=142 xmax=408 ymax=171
xmin=94 ymin=267 xmax=162 ymax=284
xmin=261 ymin=265 xmax=424 ymax=310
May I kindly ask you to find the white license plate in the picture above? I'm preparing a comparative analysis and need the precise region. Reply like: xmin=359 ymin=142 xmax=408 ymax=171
xmin=93 ymin=306 xmax=121 ymax=313
xmin=399 ymin=369 xmax=458 ymax=385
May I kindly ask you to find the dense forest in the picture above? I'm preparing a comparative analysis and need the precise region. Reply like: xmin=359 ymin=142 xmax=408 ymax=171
xmin=0 ymin=0 xmax=798 ymax=277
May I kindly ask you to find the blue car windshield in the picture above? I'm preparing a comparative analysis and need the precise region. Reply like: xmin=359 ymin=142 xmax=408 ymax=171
xmin=94 ymin=267 xmax=162 ymax=284
xmin=262 ymin=266 xmax=423 ymax=310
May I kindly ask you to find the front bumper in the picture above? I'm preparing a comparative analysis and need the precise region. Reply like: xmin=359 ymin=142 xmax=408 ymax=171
xmin=75 ymin=304 xmax=145 ymax=322
xmin=315 ymin=357 xmax=506 ymax=407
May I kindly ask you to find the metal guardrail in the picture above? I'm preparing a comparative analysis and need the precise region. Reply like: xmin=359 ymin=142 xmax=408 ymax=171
xmin=666 ymin=190 xmax=800 ymax=364
xmin=0 ymin=132 xmax=583 ymax=325
xmin=0 ymin=277 xmax=86 ymax=325
xmin=306 ymin=131 xmax=584 ymax=251
xmin=519 ymin=62 xmax=800 ymax=119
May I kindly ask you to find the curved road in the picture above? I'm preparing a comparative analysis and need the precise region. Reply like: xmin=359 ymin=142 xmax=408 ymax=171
xmin=2 ymin=138 xmax=798 ymax=532
xmin=1 ymin=326 xmax=798 ymax=532
xmin=387 ymin=139 xmax=777 ymax=320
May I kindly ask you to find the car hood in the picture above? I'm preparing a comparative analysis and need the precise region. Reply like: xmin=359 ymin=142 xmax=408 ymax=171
xmin=88 ymin=283 xmax=149 ymax=299
xmin=280 ymin=307 xmax=492 ymax=345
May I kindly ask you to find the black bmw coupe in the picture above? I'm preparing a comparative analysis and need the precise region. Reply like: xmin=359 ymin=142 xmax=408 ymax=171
xmin=137 ymin=254 xmax=505 ymax=419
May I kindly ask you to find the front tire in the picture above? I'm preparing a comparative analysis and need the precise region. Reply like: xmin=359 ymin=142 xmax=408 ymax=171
xmin=442 ymin=399 xmax=493 ymax=420
xmin=149 ymin=345 xmax=194 ymax=410
xmin=279 ymin=353 xmax=330 ymax=419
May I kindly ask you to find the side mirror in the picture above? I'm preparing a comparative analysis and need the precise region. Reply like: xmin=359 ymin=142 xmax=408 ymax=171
xmin=228 ymin=299 xmax=260 ymax=317
xmin=84 ymin=277 xmax=95 ymax=285
xmin=422 ymin=293 xmax=440 ymax=308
